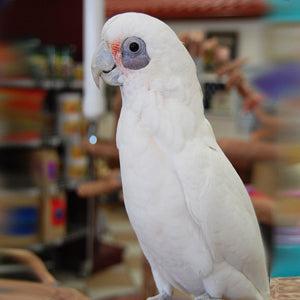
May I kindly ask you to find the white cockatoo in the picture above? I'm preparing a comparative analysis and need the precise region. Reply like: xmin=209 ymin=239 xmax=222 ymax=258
xmin=91 ymin=12 xmax=270 ymax=300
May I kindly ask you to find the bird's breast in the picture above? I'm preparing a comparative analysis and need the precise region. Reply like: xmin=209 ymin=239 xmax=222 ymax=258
xmin=117 ymin=107 xmax=185 ymax=233
xmin=116 ymin=110 xmax=210 ymax=295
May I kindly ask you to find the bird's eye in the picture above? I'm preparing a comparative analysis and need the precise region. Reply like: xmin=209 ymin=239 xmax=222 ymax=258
xmin=129 ymin=42 xmax=139 ymax=52
xmin=121 ymin=36 xmax=150 ymax=70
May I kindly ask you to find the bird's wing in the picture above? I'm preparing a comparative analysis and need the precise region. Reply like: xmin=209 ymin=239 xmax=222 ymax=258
xmin=173 ymin=119 xmax=268 ymax=294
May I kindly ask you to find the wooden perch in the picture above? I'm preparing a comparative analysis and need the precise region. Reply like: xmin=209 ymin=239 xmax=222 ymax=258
xmin=0 ymin=248 xmax=56 ymax=284
xmin=270 ymin=277 xmax=300 ymax=299
xmin=0 ymin=248 xmax=91 ymax=300
xmin=77 ymin=169 xmax=122 ymax=198
xmin=0 ymin=279 xmax=90 ymax=300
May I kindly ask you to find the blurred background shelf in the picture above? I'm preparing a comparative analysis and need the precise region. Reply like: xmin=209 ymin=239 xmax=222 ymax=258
xmin=0 ymin=78 xmax=83 ymax=90
xmin=28 ymin=226 xmax=89 ymax=253
xmin=0 ymin=135 xmax=62 ymax=149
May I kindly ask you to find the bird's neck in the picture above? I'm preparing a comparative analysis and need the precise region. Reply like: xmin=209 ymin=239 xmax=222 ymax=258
xmin=120 ymin=73 xmax=203 ymax=113
xmin=119 ymin=80 xmax=206 ymax=153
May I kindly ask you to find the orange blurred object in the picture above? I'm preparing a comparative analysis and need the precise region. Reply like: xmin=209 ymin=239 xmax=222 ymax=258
xmin=0 ymin=88 xmax=46 ymax=143
xmin=106 ymin=0 xmax=269 ymax=19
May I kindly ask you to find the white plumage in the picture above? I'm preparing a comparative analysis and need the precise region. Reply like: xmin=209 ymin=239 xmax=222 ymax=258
xmin=91 ymin=12 xmax=270 ymax=300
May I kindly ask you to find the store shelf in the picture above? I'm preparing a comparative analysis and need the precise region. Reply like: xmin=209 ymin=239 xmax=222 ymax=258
xmin=0 ymin=78 xmax=83 ymax=90
xmin=0 ymin=139 xmax=42 ymax=149
xmin=29 ymin=227 xmax=88 ymax=252
xmin=0 ymin=135 xmax=62 ymax=149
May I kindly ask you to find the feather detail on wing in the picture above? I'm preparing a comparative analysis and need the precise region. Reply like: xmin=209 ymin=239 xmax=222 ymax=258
xmin=173 ymin=119 xmax=269 ymax=296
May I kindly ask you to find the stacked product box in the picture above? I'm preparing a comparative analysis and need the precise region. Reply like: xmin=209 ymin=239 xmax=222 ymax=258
xmin=56 ymin=92 xmax=88 ymax=186
xmin=0 ymin=88 xmax=46 ymax=144
xmin=30 ymin=149 xmax=67 ymax=243
xmin=0 ymin=188 xmax=40 ymax=247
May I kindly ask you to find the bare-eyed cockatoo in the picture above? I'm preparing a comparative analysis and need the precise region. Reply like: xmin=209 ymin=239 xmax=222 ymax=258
xmin=91 ymin=12 xmax=270 ymax=300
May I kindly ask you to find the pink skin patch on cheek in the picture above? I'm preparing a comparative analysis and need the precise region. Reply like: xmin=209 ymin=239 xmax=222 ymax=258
xmin=110 ymin=39 xmax=133 ymax=77
xmin=110 ymin=40 xmax=122 ymax=67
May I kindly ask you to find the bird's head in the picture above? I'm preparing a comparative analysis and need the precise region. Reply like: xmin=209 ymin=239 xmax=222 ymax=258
xmin=91 ymin=12 xmax=196 ymax=88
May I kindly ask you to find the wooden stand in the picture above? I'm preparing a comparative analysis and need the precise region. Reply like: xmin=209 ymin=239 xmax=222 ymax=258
xmin=271 ymin=277 xmax=300 ymax=299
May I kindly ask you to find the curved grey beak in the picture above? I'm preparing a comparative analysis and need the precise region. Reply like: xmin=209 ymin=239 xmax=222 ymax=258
xmin=91 ymin=40 xmax=122 ymax=87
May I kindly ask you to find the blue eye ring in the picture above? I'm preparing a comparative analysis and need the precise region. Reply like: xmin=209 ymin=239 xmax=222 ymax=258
xmin=121 ymin=36 xmax=150 ymax=70
xmin=123 ymin=37 xmax=143 ymax=56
